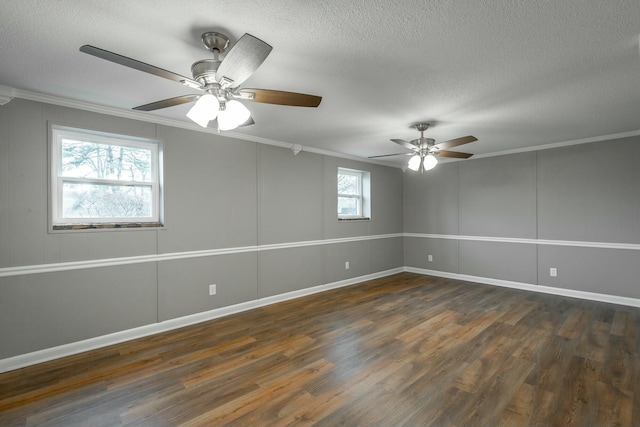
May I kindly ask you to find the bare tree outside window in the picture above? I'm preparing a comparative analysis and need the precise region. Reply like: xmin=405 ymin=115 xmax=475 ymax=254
xmin=50 ymin=126 xmax=161 ymax=226
xmin=61 ymin=139 xmax=153 ymax=219
xmin=337 ymin=169 xmax=362 ymax=217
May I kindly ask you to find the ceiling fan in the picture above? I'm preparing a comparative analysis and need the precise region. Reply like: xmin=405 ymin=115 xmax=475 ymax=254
xmin=369 ymin=124 xmax=477 ymax=172
xmin=80 ymin=31 xmax=322 ymax=131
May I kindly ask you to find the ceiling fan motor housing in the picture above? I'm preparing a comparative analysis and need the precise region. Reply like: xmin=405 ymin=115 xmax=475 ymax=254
xmin=411 ymin=137 xmax=436 ymax=151
xmin=191 ymin=59 xmax=221 ymax=86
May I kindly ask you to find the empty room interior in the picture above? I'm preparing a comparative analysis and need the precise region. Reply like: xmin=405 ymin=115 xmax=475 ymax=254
xmin=1 ymin=1 xmax=639 ymax=426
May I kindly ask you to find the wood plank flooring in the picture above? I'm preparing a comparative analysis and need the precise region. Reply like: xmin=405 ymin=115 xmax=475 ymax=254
xmin=1 ymin=272 xmax=639 ymax=426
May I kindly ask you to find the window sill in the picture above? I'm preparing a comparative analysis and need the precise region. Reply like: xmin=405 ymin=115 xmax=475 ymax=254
xmin=51 ymin=222 xmax=164 ymax=232
xmin=338 ymin=217 xmax=370 ymax=222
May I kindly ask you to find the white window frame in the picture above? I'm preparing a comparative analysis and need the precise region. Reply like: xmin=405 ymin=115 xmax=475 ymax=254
xmin=50 ymin=125 xmax=163 ymax=229
xmin=337 ymin=167 xmax=371 ymax=220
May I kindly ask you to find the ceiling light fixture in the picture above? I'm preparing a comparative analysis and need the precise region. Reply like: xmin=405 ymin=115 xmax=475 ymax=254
xmin=369 ymin=123 xmax=476 ymax=173
xmin=423 ymin=154 xmax=438 ymax=171
xmin=217 ymin=100 xmax=251 ymax=131
xmin=186 ymin=89 xmax=252 ymax=131
xmin=407 ymin=155 xmax=422 ymax=171
xmin=407 ymin=153 xmax=438 ymax=172
xmin=186 ymin=93 xmax=220 ymax=128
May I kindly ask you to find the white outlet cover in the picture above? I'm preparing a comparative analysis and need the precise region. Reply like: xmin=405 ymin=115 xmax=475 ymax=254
xmin=209 ymin=284 xmax=217 ymax=295
xmin=345 ymin=261 xmax=350 ymax=270
xmin=549 ymin=268 xmax=557 ymax=277
xmin=428 ymin=255 xmax=433 ymax=262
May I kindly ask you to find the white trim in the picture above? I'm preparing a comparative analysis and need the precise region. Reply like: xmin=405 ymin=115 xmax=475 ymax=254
xmin=3 ymin=263 xmax=638 ymax=373
xmin=11 ymin=88 xmax=398 ymax=168
xmin=2 ymin=232 xmax=639 ymax=278
xmin=404 ymin=233 xmax=640 ymax=251
xmin=404 ymin=267 xmax=640 ymax=309
xmin=50 ymin=125 xmax=162 ymax=225
xmin=0 ymin=234 xmax=404 ymax=278
xmin=470 ymin=130 xmax=640 ymax=160
xmin=0 ymin=84 xmax=14 ymax=105
xmin=11 ymin=87 xmax=639 ymax=168
xmin=0 ymin=267 xmax=403 ymax=374
xmin=338 ymin=167 xmax=364 ymax=218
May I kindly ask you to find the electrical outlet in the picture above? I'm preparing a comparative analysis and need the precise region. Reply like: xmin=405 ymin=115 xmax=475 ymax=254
xmin=345 ymin=261 xmax=350 ymax=270
xmin=428 ymin=254 xmax=433 ymax=262
xmin=209 ymin=284 xmax=217 ymax=295
xmin=549 ymin=268 xmax=557 ymax=277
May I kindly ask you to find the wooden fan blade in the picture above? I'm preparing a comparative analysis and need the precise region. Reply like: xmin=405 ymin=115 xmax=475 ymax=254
xmin=368 ymin=152 xmax=414 ymax=159
xmin=436 ymin=150 xmax=473 ymax=159
xmin=80 ymin=45 xmax=201 ymax=89
xmin=133 ymin=95 xmax=200 ymax=111
xmin=391 ymin=139 xmax=416 ymax=150
xmin=238 ymin=89 xmax=321 ymax=107
xmin=216 ymin=34 xmax=272 ymax=88
xmin=434 ymin=135 xmax=477 ymax=150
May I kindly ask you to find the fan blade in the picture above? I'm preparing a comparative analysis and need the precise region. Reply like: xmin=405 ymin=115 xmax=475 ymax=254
xmin=368 ymin=152 xmax=414 ymax=159
xmin=80 ymin=45 xmax=202 ymax=89
xmin=215 ymin=34 xmax=272 ymax=88
xmin=436 ymin=150 xmax=473 ymax=159
xmin=133 ymin=94 xmax=201 ymax=111
xmin=434 ymin=135 xmax=477 ymax=150
xmin=391 ymin=139 xmax=417 ymax=150
xmin=237 ymin=89 xmax=321 ymax=107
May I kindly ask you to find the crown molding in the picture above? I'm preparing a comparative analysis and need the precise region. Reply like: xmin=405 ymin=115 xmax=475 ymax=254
xmin=8 ymin=87 xmax=639 ymax=169
xmin=470 ymin=130 xmax=640 ymax=160
xmin=10 ymin=88 xmax=401 ymax=168
xmin=0 ymin=85 xmax=14 ymax=105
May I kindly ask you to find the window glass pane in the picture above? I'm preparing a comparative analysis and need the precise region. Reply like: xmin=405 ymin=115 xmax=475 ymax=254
xmin=61 ymin=139 xmax=152 ymax=182
xmin=337 ymin=173 xmax=360 ymax=195
xmin=62 ymin=182 xmax=152 ymax=219
xmin=338 ymin=196 xmax=359 ymax=216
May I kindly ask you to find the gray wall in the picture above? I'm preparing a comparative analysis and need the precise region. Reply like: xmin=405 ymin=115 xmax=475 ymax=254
xmin=2 ymin=96 xmax=636 ymax=362
xmin=0 ymin=99 xmax=404 ymax=359
xmin=404 ymin=135 xmax=640 ymax=300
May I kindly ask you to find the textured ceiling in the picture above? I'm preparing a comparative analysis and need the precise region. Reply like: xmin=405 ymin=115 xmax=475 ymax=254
xmin=1 ymin=1 xmax=639 ymax=165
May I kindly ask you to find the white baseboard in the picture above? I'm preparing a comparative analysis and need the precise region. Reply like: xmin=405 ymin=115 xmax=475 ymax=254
xmin=0 ymin=267 xmax=403 ymax=374
xmin=404 ymin=267 xmax=640 ymax=308
xmin=3 ymin=265 xmax=639 ymax=374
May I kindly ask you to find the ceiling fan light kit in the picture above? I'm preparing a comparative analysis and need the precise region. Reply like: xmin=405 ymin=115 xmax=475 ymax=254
xmin=80 ymin=31 xmax=322 ymax=132
xmin=407 ymin=155 xmax=421 ymax=171
xmin=407 ymin=153 xmax=438 ymax=172
xmin=370 ymin=123 xmax=477 ymax=173
xmin=186 ymin=94 xmax=219 ymax=127
xmin=217 ymin=100 xmax=251 ymax=131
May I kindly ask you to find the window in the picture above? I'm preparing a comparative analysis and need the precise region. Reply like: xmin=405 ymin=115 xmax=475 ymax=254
xmin=337 ymin=167 xmax=370 ymax=220
xmin=50 ymin=125 xmax=162 ymax=229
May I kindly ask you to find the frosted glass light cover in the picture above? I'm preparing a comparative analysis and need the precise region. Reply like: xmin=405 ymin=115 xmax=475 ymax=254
xmin=217 ymin=100 xmax=251 ymax=131
xmin=423 ymin=154 xmax=438 ymax=171
xmin=186 ymin=94 xmax=219 ymax=128
xmin=408 ymin=155 xmax=421 ymax=171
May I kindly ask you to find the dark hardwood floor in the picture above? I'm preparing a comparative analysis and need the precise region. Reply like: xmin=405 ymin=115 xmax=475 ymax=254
xmin=1 ymin=272 xmax=639 ymax=426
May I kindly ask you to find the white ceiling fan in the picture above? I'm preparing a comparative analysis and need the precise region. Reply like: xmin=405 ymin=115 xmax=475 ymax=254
xmin=80 ymin=31 xmax=322 ymax=131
